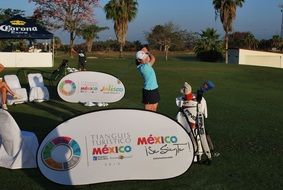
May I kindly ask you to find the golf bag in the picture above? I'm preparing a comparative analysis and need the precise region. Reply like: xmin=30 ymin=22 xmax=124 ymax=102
xmin=176 ymin=81 xmax=215 ymax=163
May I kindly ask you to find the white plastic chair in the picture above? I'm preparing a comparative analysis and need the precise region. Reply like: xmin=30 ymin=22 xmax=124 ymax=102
xmin=0 ymin=109 xmax=38 ymax=169
xmin=3 ymin=74 xmax=28 ymax=105
xmin=28 ymin=73 xmax=49 ymax=102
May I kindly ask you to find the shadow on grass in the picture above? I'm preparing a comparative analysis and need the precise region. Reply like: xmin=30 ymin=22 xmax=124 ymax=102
xmin=33 ymin=100 xmax=82 ymax=118
xmin=12 ymin=101 xmax=84 ymax=139
xmin=29 ymin=84 xmax=83 ymax=119
xmin=24 ymin=168 xmax=78 ymax=190
xmin=7 ymin=112 xmax=78 ymax=190
xmin=172 ymin=55 xmax=199 ymax=62
xmin=11 ymin=111 xmax=57 ymax=142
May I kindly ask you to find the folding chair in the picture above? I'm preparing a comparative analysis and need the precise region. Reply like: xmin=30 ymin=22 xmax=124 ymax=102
xmin=3 ymin=74 xmax=28 ymax=105
xmin=28 ymin=73 xmax=49 ymax=102
xmin=0 ymin=109 xmax=38 ymax=169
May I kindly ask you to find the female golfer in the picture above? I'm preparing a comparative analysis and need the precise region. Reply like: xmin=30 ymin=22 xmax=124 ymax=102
xmin=136 ymin=47 xmax=160 ymax=112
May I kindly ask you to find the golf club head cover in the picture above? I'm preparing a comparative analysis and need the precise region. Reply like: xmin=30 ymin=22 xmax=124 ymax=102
xmin=180 ymin=82 xmax=192 ymax=94
xmin=183 ymin=82 xmax=193 ymax=100
xmin=201 ymin=80 xmax=215 ymax=93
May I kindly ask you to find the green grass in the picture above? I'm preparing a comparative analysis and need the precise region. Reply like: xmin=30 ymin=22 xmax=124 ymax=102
xmin=1 ymin=53 xmax=283 ymax=190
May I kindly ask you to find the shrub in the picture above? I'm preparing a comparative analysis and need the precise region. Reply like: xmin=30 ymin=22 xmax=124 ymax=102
xmin=196 ymin=50 xmax=223 ymax=62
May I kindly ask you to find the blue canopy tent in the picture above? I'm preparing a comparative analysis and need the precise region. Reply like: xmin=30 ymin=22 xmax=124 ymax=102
xmin=0 ymin=15 xmax=53 ymax=39
xmin=0 ymin=15 xmax=54 ymax=67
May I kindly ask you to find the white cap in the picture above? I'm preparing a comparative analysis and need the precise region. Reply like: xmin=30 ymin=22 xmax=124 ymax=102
xmin=136 ymin=51 xmax=148 ymax=60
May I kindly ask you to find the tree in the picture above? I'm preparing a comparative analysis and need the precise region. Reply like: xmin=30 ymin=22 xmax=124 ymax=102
xmin=213 ymin=0 xmax=245 ymax=63
xmin=184 ymin=32 xmax=198 ymax=51
xmin=29 ymin=0 xmax=100 ymax=56
xmin=258 ymin=39 xmax=273 ymax=51
xmin=145 ymin=22 xmax=191 ymax=60
xmin=77 ymin=25 xmax=109 ymax=53
xmin=53 ymin=36 xmax=62 ymax=54
xmin=104 ymin=0 xmax=138 ymax=57
xmin=146 ymin=25 xmax=166 ymax=51
xmin=271 ymin=35 xmax=283 ymax=51
xmin=194 ymin=28 xmax=223 ymax=62
xmin=0 ymin=8 xmax=25 ymax=22
xmin=228 ymin=32 xmax=258 ymax=49
xmin=133 ymin=40 xmax=142 ymax=51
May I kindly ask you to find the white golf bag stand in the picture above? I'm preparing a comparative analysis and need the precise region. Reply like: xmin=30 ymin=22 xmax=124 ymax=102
xmin=176 ymin=96 xmax=213 ymax=163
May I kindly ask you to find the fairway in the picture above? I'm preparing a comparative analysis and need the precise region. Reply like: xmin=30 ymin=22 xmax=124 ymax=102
xmin=1 ymin=53 xmax=283 ymax=190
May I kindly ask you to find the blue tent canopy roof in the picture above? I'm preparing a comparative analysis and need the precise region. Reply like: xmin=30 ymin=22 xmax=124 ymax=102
xmin=0 ymin=15 xmax=53 ymax=39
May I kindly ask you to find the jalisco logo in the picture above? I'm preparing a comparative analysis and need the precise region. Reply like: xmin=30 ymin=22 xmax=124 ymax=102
xmin=100 ymin=85 xmax=124 ymax=94
xmin=10 ymin=20 xmax=26 ymax=25
xmin=41 ymin=136 xmax=81 ymax=171
xmin=59 ymin=80 xmax=76 ymax=96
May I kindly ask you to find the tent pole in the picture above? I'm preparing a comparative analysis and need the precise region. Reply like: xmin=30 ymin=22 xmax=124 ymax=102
xmin=52 ymin=37 xmax=55 ymax=67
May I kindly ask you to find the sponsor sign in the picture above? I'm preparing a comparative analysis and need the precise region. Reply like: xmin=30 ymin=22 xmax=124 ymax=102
xmin=57 ymin=71 xmax=125 ymax=103
xmin=0 ymin=19 xmax=37 ymax=35
xmin=37 ymin=109 xmax=194 ymax=185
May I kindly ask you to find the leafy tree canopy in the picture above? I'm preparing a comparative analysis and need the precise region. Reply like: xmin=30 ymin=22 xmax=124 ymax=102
xmin=0 ymin=8 xmax=25 ymax=22
xmin=29 ymin=0 xmax=100 ymax=55
xmin=145 ymin=22 xmax=196 ymax=51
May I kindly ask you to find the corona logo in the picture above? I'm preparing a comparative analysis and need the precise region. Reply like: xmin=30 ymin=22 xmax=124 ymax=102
xmin=10 ymin=20 xmax=26 ymax=26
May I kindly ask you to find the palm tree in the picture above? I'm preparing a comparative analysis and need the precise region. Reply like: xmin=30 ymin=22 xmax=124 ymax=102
xmin=78 ymin=25 xmax=109 ymax=53
xmin=104 ymin=0 xmax=138 ymax=57
xmin=229 ymin=32 xmax=258 ymax=49
xmin=243 ymin=33 xmax=258 ymax=50
xmin=213 ymin=0 xmax=245 ymax=63
xmin=271 ymin=35 xmax=283 ymax=50
xmin=194 ymin=28 xmax=223 ymax=54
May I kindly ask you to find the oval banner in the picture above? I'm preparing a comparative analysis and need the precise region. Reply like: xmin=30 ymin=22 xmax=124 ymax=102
xmin=37 ymin=109 xmax=194 ymax=185
xmin=57 ymin=71 xmax=125 ymax=103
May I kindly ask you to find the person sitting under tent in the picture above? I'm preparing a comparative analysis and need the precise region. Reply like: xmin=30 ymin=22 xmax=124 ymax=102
xmin=0 ymin=64 xmax=20 ymax=110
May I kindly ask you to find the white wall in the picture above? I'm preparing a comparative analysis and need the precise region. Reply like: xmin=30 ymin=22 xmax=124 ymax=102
xmin=228 ymin=49 xmax=283 ymax=69
xmin=0 ymin=52 xmax=53 ymax=68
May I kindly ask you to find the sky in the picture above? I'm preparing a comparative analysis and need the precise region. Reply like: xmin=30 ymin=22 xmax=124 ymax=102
xmin=1 ymin=0 xmax=283 ymax=44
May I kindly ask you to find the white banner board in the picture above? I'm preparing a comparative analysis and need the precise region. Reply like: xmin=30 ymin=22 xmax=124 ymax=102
xmin=57 ymin=71 xmax=125 ymax=103
xmin=37 ymin=109 xmax=194 ymax=185
xmin=0 ymin=52 xmax=53 ymax=68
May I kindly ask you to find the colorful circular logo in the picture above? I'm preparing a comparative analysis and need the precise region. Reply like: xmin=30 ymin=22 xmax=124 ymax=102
xmin=41 ymin=136 xmax=81 ymax=171
xmin=59 ymin=80 xmax=76 ymax=96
